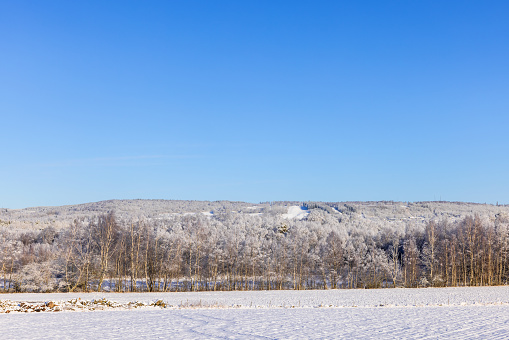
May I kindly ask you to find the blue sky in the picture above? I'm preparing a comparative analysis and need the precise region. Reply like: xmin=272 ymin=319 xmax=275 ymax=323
xmin=1 ymin=1 xmax=508 ymax=208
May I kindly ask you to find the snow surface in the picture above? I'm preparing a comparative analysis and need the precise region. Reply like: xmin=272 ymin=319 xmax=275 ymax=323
xmin=3 ymin=287 xmax=509 ymax=338
xmin=282 ymin=206 xmax=309 ymax=220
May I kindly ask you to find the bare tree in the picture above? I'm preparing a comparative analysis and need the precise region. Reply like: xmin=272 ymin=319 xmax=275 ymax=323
xmin=92 ymin=212 xmax=119 ymax=291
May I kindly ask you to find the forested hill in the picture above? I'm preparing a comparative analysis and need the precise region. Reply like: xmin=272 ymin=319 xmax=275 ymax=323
xmin=2 ymin=200 xmax=509 ymax=292
xmin=1 ymin=199 xmax=507 ymax=233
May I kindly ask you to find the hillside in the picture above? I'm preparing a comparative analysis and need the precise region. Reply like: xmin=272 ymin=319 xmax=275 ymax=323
xmin=2 ymin=199 xmax=509 ymax=292
xmin=1 ymin=199 xmax=507 ymax=233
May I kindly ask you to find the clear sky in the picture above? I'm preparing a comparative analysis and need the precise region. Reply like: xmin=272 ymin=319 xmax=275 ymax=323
xmin=1 ymin=1 xmax=508 ymax=208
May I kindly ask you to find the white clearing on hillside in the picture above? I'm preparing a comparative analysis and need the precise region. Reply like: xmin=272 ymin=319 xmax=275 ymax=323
xmin=282 ymin=206 xmax=309 ymax=220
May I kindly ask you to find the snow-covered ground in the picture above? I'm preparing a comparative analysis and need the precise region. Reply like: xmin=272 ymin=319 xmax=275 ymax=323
xmin=3 ymin=306 xmax=509 ymax=339
xmin=4 ymin=286 xmax=509 ymax=307
xmin=3 ymin=287 xmax=509 ymax=338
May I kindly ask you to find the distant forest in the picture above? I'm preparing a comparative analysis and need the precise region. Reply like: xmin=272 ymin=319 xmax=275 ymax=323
xmin=1 ymin=200 xmax=509 ymax=292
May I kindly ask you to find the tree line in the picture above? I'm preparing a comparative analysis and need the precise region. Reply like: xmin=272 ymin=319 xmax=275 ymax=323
xmin=1 ymin=210 xmax=509 ymax=292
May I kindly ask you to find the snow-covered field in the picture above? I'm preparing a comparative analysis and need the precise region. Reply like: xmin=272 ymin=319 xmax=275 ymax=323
xmin=3 ymin=287 xmax=509 ymax=339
